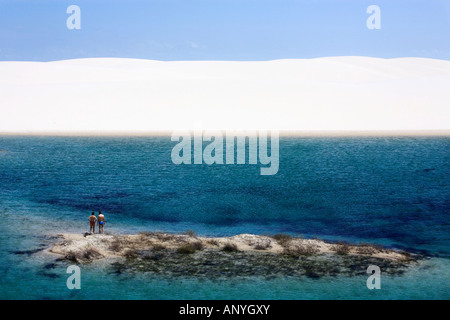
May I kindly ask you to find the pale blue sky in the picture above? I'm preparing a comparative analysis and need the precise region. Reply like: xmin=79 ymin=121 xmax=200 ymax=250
xmin=0 ymin=0 xmax=449 ymax=61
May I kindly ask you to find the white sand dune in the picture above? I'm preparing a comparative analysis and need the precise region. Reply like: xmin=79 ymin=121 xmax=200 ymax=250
xmin=0 ymin=56 xmax=449 ymax=133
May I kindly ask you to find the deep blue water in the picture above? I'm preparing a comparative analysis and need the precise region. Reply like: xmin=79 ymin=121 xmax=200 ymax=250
xmin=0 ymin=136 xmax=449 ymax=299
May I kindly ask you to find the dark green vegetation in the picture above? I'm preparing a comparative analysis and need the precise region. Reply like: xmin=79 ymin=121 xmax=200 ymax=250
xmin=108 ymin=249 xmax=416 ymax=280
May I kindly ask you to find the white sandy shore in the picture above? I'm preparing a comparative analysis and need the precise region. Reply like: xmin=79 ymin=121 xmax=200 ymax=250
xmin=49 ymin=232 xmax=412 ymax=263
xmin=1 ymin=57 xmax=449 ymax=133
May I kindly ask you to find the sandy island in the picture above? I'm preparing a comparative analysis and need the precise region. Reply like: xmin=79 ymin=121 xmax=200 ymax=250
xmin=48 ymin=232 xmax=417 ymax=279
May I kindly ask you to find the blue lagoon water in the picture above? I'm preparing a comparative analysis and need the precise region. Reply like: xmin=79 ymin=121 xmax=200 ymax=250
xmin=0 ymin=136 xmax=449 ymax=299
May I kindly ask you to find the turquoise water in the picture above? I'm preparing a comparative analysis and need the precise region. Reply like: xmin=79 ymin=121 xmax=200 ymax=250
xmin=0 ymin=136 xmax=449 ymax=299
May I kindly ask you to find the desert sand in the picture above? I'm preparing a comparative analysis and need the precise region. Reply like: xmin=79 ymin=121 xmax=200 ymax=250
xmin=1 ymin=57 xmax=449 ymax=133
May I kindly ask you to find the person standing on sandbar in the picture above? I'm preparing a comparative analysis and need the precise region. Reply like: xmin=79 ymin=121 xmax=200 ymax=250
xmin=88 ymin=212 xmax=97 ymax=233
xmin=98 ymin=211 xmax=105 ymax=234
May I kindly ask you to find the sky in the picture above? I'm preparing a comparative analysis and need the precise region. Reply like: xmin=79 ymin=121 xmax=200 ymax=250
xmin=0 ymin=0 xmax=449 ymax=61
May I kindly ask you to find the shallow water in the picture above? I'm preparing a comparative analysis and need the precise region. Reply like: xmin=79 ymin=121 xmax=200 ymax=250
xmin=0 ymin=136 xmax=449 ymax=299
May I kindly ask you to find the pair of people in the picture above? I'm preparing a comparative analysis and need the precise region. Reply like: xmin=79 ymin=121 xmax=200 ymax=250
xmin=88 ymin=211 xmax=106 ymax=234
